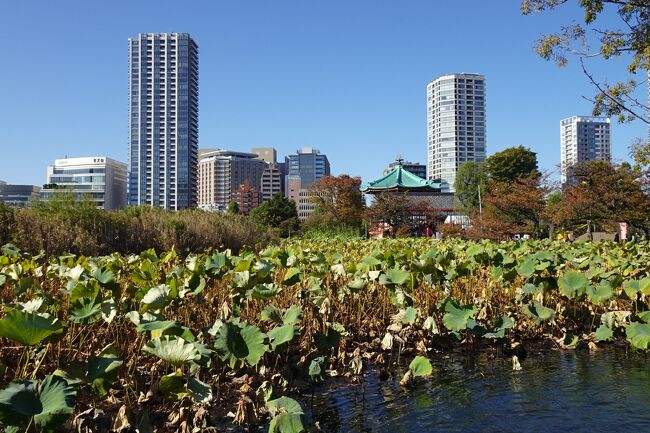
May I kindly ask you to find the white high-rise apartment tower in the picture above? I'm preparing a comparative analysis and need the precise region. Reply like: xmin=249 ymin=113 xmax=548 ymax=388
xmin=560 ymin=116 xmax=611 ymax=184
xmin=128 ymin=33 xmax=199 ymax=210
xmin=426 ymin=73 xmax=486 ymax=192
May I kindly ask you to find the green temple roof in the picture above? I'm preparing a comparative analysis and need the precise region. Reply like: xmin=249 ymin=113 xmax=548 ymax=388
xmin=361 ymin=164 xmax=442 ymax=193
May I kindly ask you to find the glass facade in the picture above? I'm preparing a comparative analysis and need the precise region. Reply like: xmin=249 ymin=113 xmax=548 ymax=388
xmin=128 ymin=33 xmax=199 ymax=210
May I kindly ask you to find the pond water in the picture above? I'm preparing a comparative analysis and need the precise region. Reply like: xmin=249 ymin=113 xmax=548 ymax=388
xmin=305 ymin=349 xmax=650 ymax=432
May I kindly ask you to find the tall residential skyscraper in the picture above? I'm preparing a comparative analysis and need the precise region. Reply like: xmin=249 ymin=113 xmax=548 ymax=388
xmin=128 ymin=33 xmax=199 ymax=210
xmin=560 ymin=116 xmax=611 ymax=184
xmin=426 ymin=73 xmax=486 ymax=192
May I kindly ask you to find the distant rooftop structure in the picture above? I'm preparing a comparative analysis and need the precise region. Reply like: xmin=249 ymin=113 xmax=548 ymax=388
xmin=361 ymin=161 xmax=441 ymax=193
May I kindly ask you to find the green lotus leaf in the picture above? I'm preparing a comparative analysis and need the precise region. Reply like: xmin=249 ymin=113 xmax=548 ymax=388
xmin=187 ymin=274 xmax=206 ymax=295
xmin=261 ymin=305 xmax=283 ymax=324
xmin=484 ymin=315 xmax=515 ymax=339
xmin=268 ymin=324 xmax=297 ymax=350
xmin=626 ymin=322 xmax=650 ymax=349
xmin=142 ymin=336 xmax=200 ymax=367
xmin=0 ymin=310 xmax=65 ymax=346
xmin=586 ymin=282 xmax=614 ymax=305
xmin=91 ymin=268 xmax=116 ymax=286
xmin=141 ymin=284 xmax=173 ymax=310
xmin=442 ymin=299 xmax=477 ymax=332
xmin=70 ymin=298 xmax=102 ymax=324
xmin=251 ymin=283 xmax=282 ymax=300
xmin=17 ymin=298 xmax=45 ymax=314
xmin=282 ymin=306 xmax=303 ymax=325
xmin=347 ymin=278 xmax=367 ymax=291
xmin=516 ymin=259 xmax=536 ymax=278
xmin=1 ymin=243 xmax=20 ymax=258
xmin=594 ymin=323 xmax=613 ymax=342
xmin=400 ymin=307 xmax=418 ymax=325
xmin=187 ymin=377 xmax=212 ymax=404
xmin=214 ymin=321 xmax=268 ymax=368
xmin=100 ymin=298 xmax=117 ymax=323
xmin=283 ymin=268 xmax=302 ymax=285
xmin=159 ymin=372 xmax=186 ymax=401
xmin=409 ymin=355 xmax=432 ymax=377
xmin=0 ymin=375 xmax=76 ymax=433
xmin=69 ymin=280 xmax=99 ymax=303
xmin=87 ymin=345 xmax=123 ymax=396
xmin=231 ymin=271 xmax=252 ymax=289
xmin=386 ymin=268 xmax=410 ymax=286
xmin=267 ymin=397 xmax=305 ymax=433
xmin=558 ymin=271 xmax=589 ymax=299
xmin=623 ymin=279 xmax=642 ymax=298
xmin=308 ymin=356 xmax=326 ymax=382
xmin=638 ymin=311 xmax=650 ymax=323
xmin=523 ymin=301 xmax=555 ymax=324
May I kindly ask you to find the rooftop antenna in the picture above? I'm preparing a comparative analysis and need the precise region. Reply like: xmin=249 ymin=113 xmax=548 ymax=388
xmin=396 ymin=154 xmax=404 ymax=165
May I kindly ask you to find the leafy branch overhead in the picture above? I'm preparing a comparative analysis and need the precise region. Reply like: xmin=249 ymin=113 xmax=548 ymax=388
xmin=522 ymin=0 xmax=650 ymax=123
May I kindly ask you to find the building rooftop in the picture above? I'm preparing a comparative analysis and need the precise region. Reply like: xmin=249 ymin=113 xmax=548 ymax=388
xmin=361 ymin=163 xmax=441 ymax=193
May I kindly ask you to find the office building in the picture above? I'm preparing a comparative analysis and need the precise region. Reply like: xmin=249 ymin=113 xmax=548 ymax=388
xmin=197 ymin=149 xmax=266 ymax=211
xmin=128 ymin=33 xmax=199 ymax=210
xmin=260 ymin=163 xmax=284 ymax=203
xmin=284 ymin=147 xmax=330 ymax=220
xmin=0 ymin=183 xmax=41 ymax=207
xmin=427 ymin=73 xmax=486 ymax=192
xmin=383 ymin=160 xmax=427 ymax=179
xmin=41 ymin=157 xmax=127 ymax=210
xmin=252 ymin=147 xmax=277 ymax=165
xmin=560 ymin=116 xmax=611 ymax=184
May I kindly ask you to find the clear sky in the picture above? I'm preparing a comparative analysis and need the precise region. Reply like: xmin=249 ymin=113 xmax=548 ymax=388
xmin=0 ymin=0 xmax=647 ymax=186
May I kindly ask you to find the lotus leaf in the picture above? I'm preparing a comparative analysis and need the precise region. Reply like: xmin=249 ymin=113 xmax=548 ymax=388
xmin=516 ymin=259 xmax=536 ymax=278
xmin=141 ymin=284 xmax=173 ymax=310
xmin=283 ymin=305 xmax=303 ymax=325
xmin=594 ymin=323 xmax=613 ymax=342
xmin=0 ymin=309 xmax=65 ymax=346
xmin=283 ymin=267 xmax=302 ymax=285
xmin=442 ymin=299 xmax=477 ymax=332
xmin=267 ymin=397 xmax=305 ymax=433
xmin=523 ymin=301 xmax=555 ymax=324
xmin=626 ymin=322 xmax=650 ymax=349
xmin=159 ymin=372 xmax=186 ymax=400
xmin=386 ymin=268 xmax=410 ymax=285
xmin=261 ymin=305 xmax=283 ymax=324
xmin=586 ymin=282 xmax=614 ymax=305
xmin=268 ymin=324 xmax=296 ymax=350
xmin=70 ymin=298 xmax=102 ymax=324
xmin=409 ymin=356 xmax=433 ymax=377
xmin=558 ymin=271 xmax=589 ymax=299
xmin=143 ymin=336 xmax=200 ymax=367
xmin=0 ymin=375 xmax=76 ymax=433
xmin=214 ymin=321 xmax=268 ymax=368
xmin=187 ymin=377 xmax=212 ymax=404
xmin=251 ymin=283 xmax=282 ymax=300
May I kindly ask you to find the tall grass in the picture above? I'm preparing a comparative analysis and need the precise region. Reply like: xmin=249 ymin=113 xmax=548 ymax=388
xmin=0 ymin=200 xmax=272 ymax=256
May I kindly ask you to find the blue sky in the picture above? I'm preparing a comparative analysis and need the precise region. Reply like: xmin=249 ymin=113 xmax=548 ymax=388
xmin=0 ymin=0 xmax=647 ymax=186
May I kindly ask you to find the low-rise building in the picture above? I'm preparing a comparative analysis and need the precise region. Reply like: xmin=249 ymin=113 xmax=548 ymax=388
xmin=232 ymin=179 xmax=261 ymax=215
xmin=0 ymin=183 xmax=41 ymax=207
xmin=40 ymin=157 xmax=127 ymax=210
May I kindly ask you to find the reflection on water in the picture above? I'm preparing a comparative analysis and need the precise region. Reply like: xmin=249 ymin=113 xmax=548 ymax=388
xmin=306 ymin=350 xmax=650 ymax=432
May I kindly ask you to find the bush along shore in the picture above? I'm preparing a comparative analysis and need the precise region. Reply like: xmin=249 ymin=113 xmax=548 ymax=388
xmin=0 ymin=238 xmax=649 ymax=432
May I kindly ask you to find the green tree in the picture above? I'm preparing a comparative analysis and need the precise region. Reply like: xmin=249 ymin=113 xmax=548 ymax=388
xmin=522 ymin=0 xmax=650 ymax=123
xmin=483 ymin=146 xmax=538 ymax=182
xmin=250 ymin=193 xmax=299 ymax=237
xmin=454 ymin=161 xmax=487 ymax=213
xmin=227 ymin=200 xmax=240 ymax=215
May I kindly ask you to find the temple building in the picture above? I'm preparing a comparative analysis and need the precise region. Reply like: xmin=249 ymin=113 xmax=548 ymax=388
xmin=361 ymin=160 xmax=457 ymax=236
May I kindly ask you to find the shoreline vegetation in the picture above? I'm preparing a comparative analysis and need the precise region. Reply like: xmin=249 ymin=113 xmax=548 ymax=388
xmin=1 ymin=238 xmax=649 ymax=432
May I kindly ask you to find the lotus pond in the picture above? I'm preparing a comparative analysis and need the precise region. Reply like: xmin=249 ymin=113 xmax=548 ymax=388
xmin=0 ymin=238 xmax=649 ymax=432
